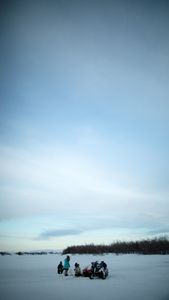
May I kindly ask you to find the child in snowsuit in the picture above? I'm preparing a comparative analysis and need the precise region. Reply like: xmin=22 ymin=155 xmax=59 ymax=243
xmin=64 ymin=255 xmax=70 ymax=276
xmin=57 ymin=261 xmax=63 ymax=274
xmin=74 ymin=263 xmax=81 ymax=277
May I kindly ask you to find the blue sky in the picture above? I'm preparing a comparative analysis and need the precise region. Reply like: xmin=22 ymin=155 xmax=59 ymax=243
xmin=0 ymin=0 xmax=169 ymax=251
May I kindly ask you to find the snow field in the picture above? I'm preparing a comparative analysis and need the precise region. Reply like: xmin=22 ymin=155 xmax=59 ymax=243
xmin=0 ymin=254 xmax=169 ymax=300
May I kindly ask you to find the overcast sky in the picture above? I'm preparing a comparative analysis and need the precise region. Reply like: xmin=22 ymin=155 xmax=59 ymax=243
xmin=0 ymin=0 xmax=169 ymax=251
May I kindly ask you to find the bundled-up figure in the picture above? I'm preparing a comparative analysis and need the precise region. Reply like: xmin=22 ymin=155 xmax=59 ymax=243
xmin=100 ymin=261 xmax=107 ymax=270
xmin=64 ymin=255 xmax=70 ymax=276
xmin=90 ymin=260 xmax=108 ymax=279
xmin=57 ymin=261 xmax=63 ymax=274
xmin=74 ymin=263 xmax=81 ymax=277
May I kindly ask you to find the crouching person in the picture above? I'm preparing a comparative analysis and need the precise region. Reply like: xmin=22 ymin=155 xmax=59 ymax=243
xmin=57 ymin=261 xmax=63 ymax=274
xmin=74 ymin=263 xmax=81 ymax=277
xmin=64 ymin=255 xmax=70 ymax=276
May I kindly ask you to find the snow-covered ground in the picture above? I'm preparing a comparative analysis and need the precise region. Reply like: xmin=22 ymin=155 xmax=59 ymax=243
xmin=0 ymin=254 xmax=169 ymax=300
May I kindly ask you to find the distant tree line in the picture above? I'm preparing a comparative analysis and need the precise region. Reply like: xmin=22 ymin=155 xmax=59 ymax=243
xmin=1 ymin=238 xmax=169 ymax=256
xmin=62 ymin=237 xmax=169 ymax=255
xmin=0 ymin=251 xmax=60 ymax=256
xmin=0 ymin=251 xmax=11 ymax=256
xmin=15 ymin=251 xmax=60 ymax=255
xmin=15 ymin=251 xmax=48 ymax=256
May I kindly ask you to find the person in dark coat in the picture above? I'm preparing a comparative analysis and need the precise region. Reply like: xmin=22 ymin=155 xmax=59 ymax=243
xmin=57 ymin=261 xmax=64 ymax=274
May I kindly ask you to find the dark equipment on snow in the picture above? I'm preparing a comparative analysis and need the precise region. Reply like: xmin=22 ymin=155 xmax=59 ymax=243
xmin=83 ymin=261 xmax=108 ymax=279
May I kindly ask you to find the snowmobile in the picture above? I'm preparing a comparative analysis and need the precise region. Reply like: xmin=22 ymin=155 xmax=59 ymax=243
xmin=89 ymin=261 xmax=108 ymax=280
xmin=82 ymin=265 xmax=92 ymax=277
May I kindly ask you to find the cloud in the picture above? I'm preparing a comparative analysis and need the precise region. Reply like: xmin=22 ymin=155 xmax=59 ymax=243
xmin=34 ymin=210 xmax=169 ymax=242
xmin=0 ymin=142 xmax=169 ymax=223
xmin=37 ymin=228 xmax=83 ymax=240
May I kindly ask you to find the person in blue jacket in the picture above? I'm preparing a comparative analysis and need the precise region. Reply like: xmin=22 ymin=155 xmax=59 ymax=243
xmin=64 ymin=255 xmax=70 ymax=276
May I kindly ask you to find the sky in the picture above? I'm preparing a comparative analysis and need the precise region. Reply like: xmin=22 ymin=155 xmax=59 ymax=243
xmin=0 ymin=0 xmax=169 ymax=251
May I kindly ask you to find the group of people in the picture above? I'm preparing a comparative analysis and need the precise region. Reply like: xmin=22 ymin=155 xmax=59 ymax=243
xmin=57 ymin=255 xmax=81 ymax=277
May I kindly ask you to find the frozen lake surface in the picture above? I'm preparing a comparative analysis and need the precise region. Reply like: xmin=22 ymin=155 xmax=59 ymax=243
xmin=0 ymin=254 xmax=169 ymax=300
